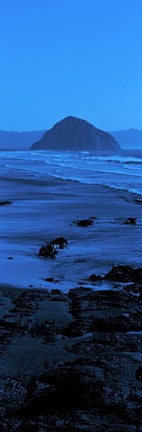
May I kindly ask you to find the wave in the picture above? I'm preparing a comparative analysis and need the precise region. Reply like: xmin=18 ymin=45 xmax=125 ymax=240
xmin=85 ymin=155 xmax=142 ymax=164
xmin=2 ymin=149 xmax=142 ymax=198
xmin=47 ymin=171 xmax=142 ymax=198
xmin=125 ymin=160 xmax=142 ymax=165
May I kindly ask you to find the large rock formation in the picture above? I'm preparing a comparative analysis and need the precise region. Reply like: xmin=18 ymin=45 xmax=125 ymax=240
xmin=31 ymin=116 xmax=120 ymax=151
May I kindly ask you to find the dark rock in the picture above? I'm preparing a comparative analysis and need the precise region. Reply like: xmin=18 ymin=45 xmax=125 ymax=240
xmin=7 ymin=256 xmax=13 ymax=260
xmin=43 ymin=277 xmax=58 ymax=283
xmin=135 ymin=366 xmax=142 ymax=380
xmin=61 ymin=320 xmax=89 ymax=338
xmin=104 ymin=265 xmax=142 ymax=285
xmin=75 ymin=218 xmax=93 ymax=227
xmin=0 ymin=200 xmax=11 ymax=206
xmin=68 ymin=287 xmax=93 ymax=300
xmin=104 ymin=265 xmax=136 ymax=282
xmin=31 ymin=116 xmax=120 ymax=151
xmin=91 ymin=313 xmax=141 ymax=333
xmin=39 ymin=244 xmax=57 ymax=258
xmin=29 ymin=322 xmax=56 ymax=342
xmin=124 ymin=283 xmax=140 ymax=295
xmin=134 ymin=198 xmax=142 ymax=204
xmin=51 ymin=237 xmax=68 ymax=248
xmin=50 ymin=289 xmax=61 ymax=295
xmin=39 ymin=237 xmax=68 ymax=258
xmin=1 ymin=285 xmax=142 ymax=430
xmin=89 ymin=274 xmax=102 ymax=281
xmin=124 ymin=217 xmax=136 ymax=225
xmin=16 ymin=367 xmax=105 ymax=416
xmin=134 ymin=268 xmax=142 ymax=283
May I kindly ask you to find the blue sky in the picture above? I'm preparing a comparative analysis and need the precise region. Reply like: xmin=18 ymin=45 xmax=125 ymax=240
xmin=0 ymin=0 xmax=142 ymax=131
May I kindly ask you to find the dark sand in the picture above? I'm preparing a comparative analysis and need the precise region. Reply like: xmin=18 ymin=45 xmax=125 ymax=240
xmin=0 ymin=174 xmax=142 ymax=430
xmin=0 ymin=174 xmax=142 ymax=289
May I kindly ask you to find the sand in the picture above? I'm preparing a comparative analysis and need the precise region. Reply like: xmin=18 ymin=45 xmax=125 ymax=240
xmin=0 ymin=173 xmax=142 ymax=290
xmin=0 ymin=172 xmax=142 ymax=431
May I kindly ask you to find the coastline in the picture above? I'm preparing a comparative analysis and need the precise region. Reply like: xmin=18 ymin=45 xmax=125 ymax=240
xmin=0 ymin=173 xmax=142 ymax=290
xmin=0 ymin=170 xmax=142 ymax=430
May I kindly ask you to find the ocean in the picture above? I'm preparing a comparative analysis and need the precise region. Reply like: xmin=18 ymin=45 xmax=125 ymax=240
xmin=0 ymin=149 xmax=142 ymax=198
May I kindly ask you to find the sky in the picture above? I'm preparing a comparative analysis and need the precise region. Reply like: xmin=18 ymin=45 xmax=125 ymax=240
xmin=0 ymin=0 xmax=142 ymax=132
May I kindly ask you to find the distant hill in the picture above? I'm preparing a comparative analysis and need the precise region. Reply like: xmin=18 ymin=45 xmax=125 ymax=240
xmin=110 ymin=129 xmax=142 ymax=149
xmin=0 ymin=130 xmax=46 ymax=150
xmin=31 ymin=116 xmax=120 ymax=151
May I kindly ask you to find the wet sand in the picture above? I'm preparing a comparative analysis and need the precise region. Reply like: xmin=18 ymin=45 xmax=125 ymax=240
xmin=0 ymin=172 xmax=142 ymax=430
xmin=0 ymin=173 xmax=142 ymax=290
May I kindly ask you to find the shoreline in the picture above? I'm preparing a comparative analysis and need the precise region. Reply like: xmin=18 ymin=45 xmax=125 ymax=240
xmin=0 ymin=167 xmax=142 ymax=430
xmin=0 ymin=174 xmax=142 ymax=290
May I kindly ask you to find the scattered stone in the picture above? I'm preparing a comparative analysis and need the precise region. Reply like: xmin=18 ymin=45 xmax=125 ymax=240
xmin=88 ymin=265 xmax=142 ymax=288
xmin=104 ymin=265 xmax=138 ymax=282
xmin=39 ymin=244 xmax=57 ymax=258
xmin=0 ymin=200 xmax=11 ymax=206
xmin=134 ymin=198 xmax=142 ymax=204
xmin=39 ymin=237 xmax=68 ymax=258
xmin=43 ymin=277 xmax=59 ymax=283
xmin=124 ymin=217 xmax=136 ymax=225
xmin=75 ymin=218 xmax=95 ymax=227
xmin=51 ymin=237 xmax=68 ymax=248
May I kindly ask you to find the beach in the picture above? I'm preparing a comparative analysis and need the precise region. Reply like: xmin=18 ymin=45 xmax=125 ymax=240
xmin=1 ymin=167 xmax=142 ymax=290
xmin=0 ymin=150 xmax=142 ymax=430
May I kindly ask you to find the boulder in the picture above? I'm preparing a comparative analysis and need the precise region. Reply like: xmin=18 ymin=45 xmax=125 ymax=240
xmin=43 ymin=277 xmax=58 ymax=283
xmin=51 ymin=237 xmax=68 ymax=248
xmin=39 ymin=237 xmax=68 ymax=258
xmin=104 ymin=265 xmax=136 ymax=282
xmin=0 ymin=200 xmax=11 ymax=206
xmin=39 ymin=244 xmax=57 ymax=258
xmin=124 ymin=217 xmax=136 ymax=225
xmin=75 ymin=218 xmax=94 ymax=227
xmin=104 ymin=265 xmax=142 ymax=284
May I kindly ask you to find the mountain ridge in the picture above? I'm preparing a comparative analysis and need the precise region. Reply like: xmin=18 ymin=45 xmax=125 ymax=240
xmin=110 ymin=129 xmax=142 ymax=149
xmin=0 ymin=130 xmax=46 ymax=150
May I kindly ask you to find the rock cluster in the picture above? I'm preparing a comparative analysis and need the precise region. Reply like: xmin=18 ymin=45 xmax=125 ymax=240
xmin=89 ymin=264 xmax=142 ymax=289
xmin=0 ymin=267 xmax=142 ymax=431
xmin=39 ymin=237 xmax=68 ymax=258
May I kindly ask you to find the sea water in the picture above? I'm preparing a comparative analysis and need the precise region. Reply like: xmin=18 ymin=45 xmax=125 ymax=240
xmin=0 ymin=149 xmax=142 ymax=197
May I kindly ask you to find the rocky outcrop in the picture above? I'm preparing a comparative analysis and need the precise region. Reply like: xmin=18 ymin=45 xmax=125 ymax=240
xmin=104 ymin=265 xmax=142 ymax=283
xmin=39 ymin=237 xmax=68 ymax=258
xmin=0 ymin=282 xmax=142 ymax=431
xmin=31 ymin=116 xmax=120 ymax=151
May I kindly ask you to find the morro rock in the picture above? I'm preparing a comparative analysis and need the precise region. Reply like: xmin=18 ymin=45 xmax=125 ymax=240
xmin=31 ymin=116 xmax=120 ymax=151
